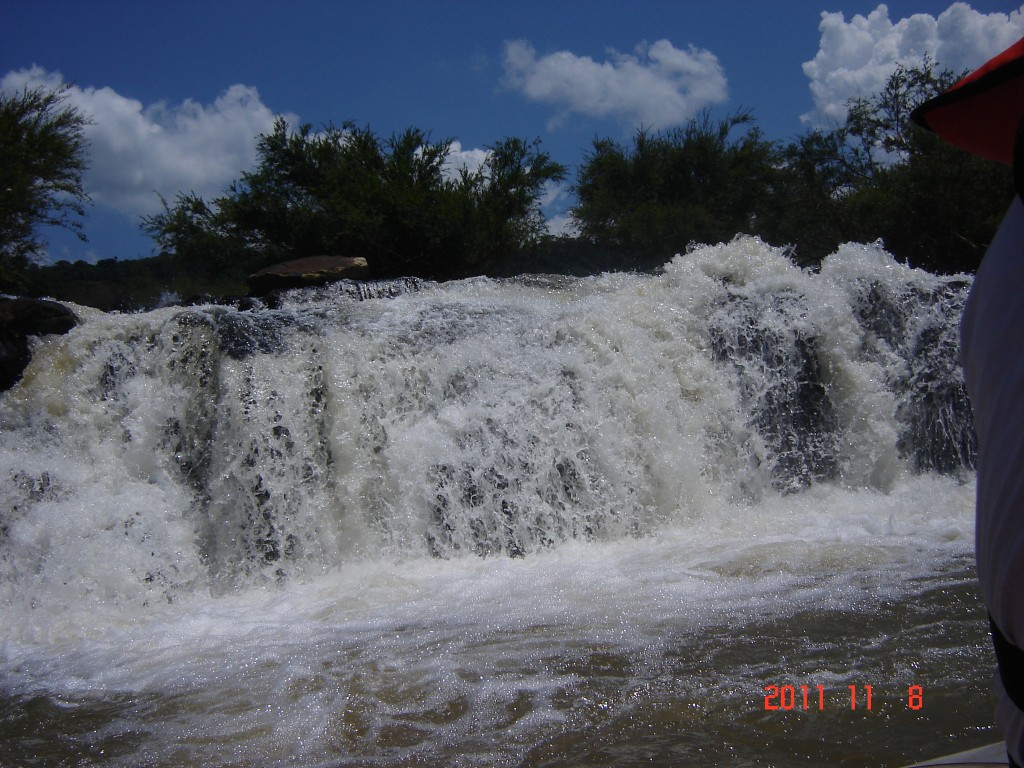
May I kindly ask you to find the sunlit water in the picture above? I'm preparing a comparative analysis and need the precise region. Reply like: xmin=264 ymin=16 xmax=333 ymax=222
xmin=0 ymin=238 xmax=992 ymax=766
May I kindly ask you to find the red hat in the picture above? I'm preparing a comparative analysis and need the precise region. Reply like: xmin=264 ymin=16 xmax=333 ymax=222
xmin=911 ymin=36 xmax=1024 ymax=165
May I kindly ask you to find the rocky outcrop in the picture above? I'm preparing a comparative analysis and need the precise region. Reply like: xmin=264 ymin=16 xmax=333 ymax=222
xmin=248 ymin=256 xmax=370 ymax=296
xmin=0 ymin=298 xmax=78 ymax=392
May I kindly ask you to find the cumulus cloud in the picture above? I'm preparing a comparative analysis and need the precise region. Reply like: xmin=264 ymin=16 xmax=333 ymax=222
xmin=1 ymin=65 xmax=289 ymax=218
xmin=545 ymin=213 xmax=578 ymax=238
xmin=802 ymin=2 xmax=1024 ymax=124
xmin=442 ymin=140 xmax=490 ymax=180
xmin=540 ymin=180 xmax=579 ymax=237
xmin=502 ymin=38 xmax=728 ymax=130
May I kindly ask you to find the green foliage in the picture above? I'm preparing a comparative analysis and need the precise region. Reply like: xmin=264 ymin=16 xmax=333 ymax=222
xmin=572 ymin=57 xmax=1012 ymax=273
xmin=572 ymin=111 xmax=778 ymax=262
xmin=836 ymin=58 xmax=1012 ymax=272
xmin=765 ymin=58 xmax=1013 ymax=271
xmin=754 ymin=129 xmax=853 ymax=265
xmin=143 ymin=119 xmax=566 ymax=281
xmin=466 ymin=137 xmax=566 ymax=270
xmin=843 ymin=56 xmax=959 ymax=171
xmin=0 ymin=84 xmax=90 ymax=291
xmin=25 ymin=254 xmax=179 ymax=311
xmin=145 ymin=191 xmax=251 ymax=274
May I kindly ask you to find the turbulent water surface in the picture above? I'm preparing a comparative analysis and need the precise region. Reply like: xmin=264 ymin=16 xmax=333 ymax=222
xmin=0 ymin=238 xmax=993 ymax=766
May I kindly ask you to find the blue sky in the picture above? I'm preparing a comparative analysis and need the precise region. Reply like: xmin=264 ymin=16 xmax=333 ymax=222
xmin=3 ymin=1 xmax=1023 ymax=266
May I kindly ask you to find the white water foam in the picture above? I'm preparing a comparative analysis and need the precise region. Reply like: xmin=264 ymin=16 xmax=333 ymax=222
xmin=0 ymin=237 xmax=980 ymax=765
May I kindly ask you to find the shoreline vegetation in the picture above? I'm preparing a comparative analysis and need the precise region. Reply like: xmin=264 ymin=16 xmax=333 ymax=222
xmin=3 ymin=59 xmax=1015 ymax=312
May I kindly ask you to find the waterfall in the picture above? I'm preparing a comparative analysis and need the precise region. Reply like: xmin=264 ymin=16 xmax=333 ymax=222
xmin=0 ymin=237 xmax=974 ymax=607
xmin=0 ymin=237 xmax=984 ymax=768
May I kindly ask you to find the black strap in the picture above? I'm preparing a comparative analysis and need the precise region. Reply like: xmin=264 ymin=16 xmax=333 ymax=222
xmin=991 ymin=613 xmax=1024 ymax=713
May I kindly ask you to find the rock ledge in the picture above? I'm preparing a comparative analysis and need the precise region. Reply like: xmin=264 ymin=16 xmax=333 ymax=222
xmin=248 ymin=256 xmax=370 ymax=296
xmin=0 ymin=298 xmax=78 ymax=391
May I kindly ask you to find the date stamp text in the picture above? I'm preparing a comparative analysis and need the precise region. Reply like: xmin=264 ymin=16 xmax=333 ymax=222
xmin=763 ymin=684 xmax=924 ymax=711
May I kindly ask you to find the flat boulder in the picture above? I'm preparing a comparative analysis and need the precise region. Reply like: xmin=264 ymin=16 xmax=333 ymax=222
xmin=248 ymin=256 xmax=370 ymax=296
xmin=0 ymin=298 xmax=78 ymax=391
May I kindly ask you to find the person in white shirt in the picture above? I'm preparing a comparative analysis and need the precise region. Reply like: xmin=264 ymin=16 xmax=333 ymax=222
xmin=914 ymin=36 xmax=1024 ymax=767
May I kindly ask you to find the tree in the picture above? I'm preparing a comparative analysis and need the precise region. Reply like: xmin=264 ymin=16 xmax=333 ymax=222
xmin=464 ymin=136 xmax=566 ymax=272
xmin=767 ymin=58 xmax=1013 ymax=271
xmin=144 ymin=119 xmax=566 ymax=281
xmin=0 ymin=84 xmax=91 ymax=290
xmin=838 ymin=58 xmax=1012 ymax=272
xmin=571 ymin=111 xmax=778 ymax=262
xmin=843 ymin=56 xmax=959 ymax=171
xmin=755 ymin=129 xmax=854 ymax=265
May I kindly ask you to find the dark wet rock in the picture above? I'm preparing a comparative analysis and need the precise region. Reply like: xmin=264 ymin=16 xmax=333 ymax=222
xmin=708 ymin=290 xmax=840 ymax=492
xmin=0 ymin=298 xmax=78 ymax=391
xmin=211 ymin=309 xmax=285 ymax=360
xmin=248 ymin=256 xmax=370 ymax=296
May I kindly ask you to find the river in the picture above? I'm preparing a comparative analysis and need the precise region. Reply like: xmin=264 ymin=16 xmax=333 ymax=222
xmin=0 ymin=237 xmax=992 ymax=766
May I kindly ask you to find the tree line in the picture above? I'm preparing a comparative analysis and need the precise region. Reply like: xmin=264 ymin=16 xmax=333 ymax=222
xmin=1 ymin=58 xmax=1014 ymax=309
xmin=573 ymin=58 xmax=1011 ymax=273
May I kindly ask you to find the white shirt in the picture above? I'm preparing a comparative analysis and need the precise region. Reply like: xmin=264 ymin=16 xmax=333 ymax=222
xmin=960 ymin=195 xmax=1024 ymax=764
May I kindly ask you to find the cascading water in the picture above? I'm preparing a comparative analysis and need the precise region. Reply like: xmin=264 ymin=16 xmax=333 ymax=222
xmin=0 ymin=237 xmax=991 ymax=767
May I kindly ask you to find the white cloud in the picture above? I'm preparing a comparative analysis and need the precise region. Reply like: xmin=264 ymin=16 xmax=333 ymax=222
xmin=545 ymin=212 xmax=578 ymax=238
xmin=502 ymin=38 xmax=728 ymax=130
xmin=802 ymin=3 xmax=1024 ymax=124
xmin=539 ymin=179 xmax=570 ymax=210
xmin=442 ymin=140 xmax=490 ymax=180
xmin=1 ymin=65 xmax=291 ymax=218
xmin=538 ymin=180 xmax=577 ymax=237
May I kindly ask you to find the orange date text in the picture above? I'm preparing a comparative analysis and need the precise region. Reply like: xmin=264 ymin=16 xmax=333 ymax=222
xmin=763 ymin=684 xmax=924 ymax=711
